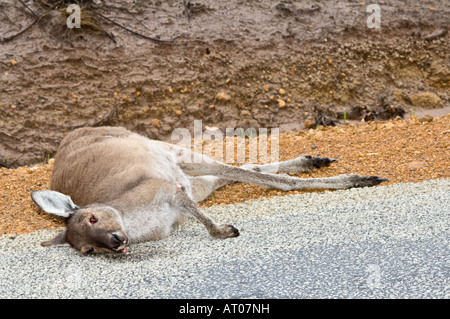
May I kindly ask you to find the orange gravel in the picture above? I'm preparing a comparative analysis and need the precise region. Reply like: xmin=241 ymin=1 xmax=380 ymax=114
xmin=1 ymin=115 xmax=449 ymax=236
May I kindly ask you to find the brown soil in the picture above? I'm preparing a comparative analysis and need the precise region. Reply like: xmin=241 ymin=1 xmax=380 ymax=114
xmin=1 ymin=114 xmax=449 ymax=236
xmin=0 ymin=0 xmax=449 ymax=167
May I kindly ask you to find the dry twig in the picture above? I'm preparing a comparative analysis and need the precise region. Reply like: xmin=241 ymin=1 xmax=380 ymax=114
xmin=95 ymin=12 xmax=172 ymax=44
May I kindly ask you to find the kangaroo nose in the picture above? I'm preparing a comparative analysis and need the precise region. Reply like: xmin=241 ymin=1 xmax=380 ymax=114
xmin=111 ymin=233 xmax=126 ymax=246
xmin=112 ymin=233 xmax=120 ymax=243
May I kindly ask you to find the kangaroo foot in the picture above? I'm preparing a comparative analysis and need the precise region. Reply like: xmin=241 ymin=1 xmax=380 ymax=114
xmin=208 ymin=224 xmax=240 ymax=239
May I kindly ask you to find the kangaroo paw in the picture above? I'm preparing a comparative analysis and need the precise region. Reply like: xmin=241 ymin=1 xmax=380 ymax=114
xmin=302 ymin=155 xmax=338 ymax=170
xmin=209 ymin=224 xmax=240 ymax=239
xmin=346 ymin=175 xmax=389 ymax=188
xmin=309 ymin=155 xmax=338 ymax=169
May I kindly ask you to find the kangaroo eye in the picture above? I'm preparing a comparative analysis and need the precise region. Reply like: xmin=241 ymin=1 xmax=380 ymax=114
xmin=90 ymin=216 xmax=97 ymax=224
xmin=87 ymin=247 xmax=94 ymax=254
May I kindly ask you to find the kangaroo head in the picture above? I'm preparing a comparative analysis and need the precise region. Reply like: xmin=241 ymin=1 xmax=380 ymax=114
xmin=31 ymin=191 xmax=129 ymax=254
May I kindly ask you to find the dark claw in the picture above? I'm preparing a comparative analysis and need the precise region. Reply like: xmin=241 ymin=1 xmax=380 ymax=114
xmin=311 ymin=156 xmax=338 ymax=169
xmin=228 ymin=224 xmax=240 ymax=238
xmin=352 ymin=176 xmax=389 ymax=188
xmin=210 ymin=224 xmax=240 ymax=239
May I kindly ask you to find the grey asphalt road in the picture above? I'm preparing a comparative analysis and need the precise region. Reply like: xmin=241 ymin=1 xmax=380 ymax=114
xmin=0 ymin=179 xmax=448 ymax=299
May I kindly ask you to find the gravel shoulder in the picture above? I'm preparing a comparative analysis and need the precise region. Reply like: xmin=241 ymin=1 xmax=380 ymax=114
xmin=1 ymin=178 xmax=448 ymax=298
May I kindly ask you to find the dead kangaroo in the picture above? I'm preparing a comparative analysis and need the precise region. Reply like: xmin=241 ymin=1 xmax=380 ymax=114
xmin=31 ymin=126 xmax=387 ymax=254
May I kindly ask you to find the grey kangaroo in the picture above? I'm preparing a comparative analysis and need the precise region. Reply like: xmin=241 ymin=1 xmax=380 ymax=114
xmin=31 ymin=126 xmax=387 ymax=254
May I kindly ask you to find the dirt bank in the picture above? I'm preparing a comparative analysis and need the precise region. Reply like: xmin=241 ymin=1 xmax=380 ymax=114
xmin=0 ymin=0 xmax=449 ymax=167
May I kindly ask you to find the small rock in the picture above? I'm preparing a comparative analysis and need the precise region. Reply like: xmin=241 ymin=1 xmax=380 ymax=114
xmin=263 ymin=85 xmax=270 ymax=92
xmin=216 ymin=92 xmax=231 ymax=101
xmin=311 ymin=144 xmax=318 ymax=149
xmin=205 ymin=126 xmax=220 ymax=132
xmin=418 ymin=115 xmax=433 ymax=123
xmin=304 ymin=116 xmax=316 ymax=129
xmin=407 ymin=161 xmax=427 ymax=170
xmin=277 ymin=99 xmax=286 ymax=108
xmin=152 ymin=119 xmax=161 ymax=128
xmin=279 ymin=88 xmax=286 ymax=95
xmin=410 ymin=92 xmax=443 ymax=109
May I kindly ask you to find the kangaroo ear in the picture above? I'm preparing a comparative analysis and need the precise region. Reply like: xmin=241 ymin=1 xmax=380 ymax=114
xmin=31 ymin=190 xmax=79 ymax=218
xmin=41 ymin=230 xmax=68 ymax=247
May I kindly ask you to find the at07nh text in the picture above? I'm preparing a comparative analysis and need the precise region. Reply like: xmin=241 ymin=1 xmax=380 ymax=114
xmin=179 ymin=303 xmax=269 ymax=315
